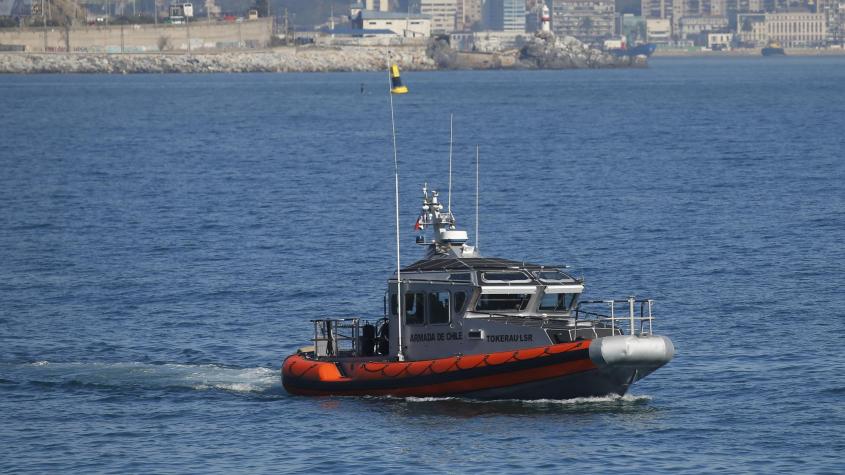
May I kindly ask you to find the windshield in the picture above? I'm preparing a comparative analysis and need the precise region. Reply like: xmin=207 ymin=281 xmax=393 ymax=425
xmin=476 ymin=294 xmax=532 ymax=312
xmin=538 ymin=293 xmax=579 ymax=312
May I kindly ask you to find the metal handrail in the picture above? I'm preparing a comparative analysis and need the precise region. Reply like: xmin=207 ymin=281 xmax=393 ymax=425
xmin=575 ymin=297 xmax=654 ymax=336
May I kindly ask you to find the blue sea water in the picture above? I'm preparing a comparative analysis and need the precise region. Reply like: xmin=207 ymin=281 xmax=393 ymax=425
xmin=1 ymin=57 xmax=844 ymax=473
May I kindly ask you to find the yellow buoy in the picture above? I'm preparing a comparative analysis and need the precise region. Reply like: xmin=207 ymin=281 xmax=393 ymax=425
xmin=390 ymin=64 xmax=408 ymax=94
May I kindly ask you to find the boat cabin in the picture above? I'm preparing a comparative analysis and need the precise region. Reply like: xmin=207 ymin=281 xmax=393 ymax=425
xmin=384 ymin=257 xmax=588 ymax=360
xmin=306 ymin=184 xmax=640 ymax=362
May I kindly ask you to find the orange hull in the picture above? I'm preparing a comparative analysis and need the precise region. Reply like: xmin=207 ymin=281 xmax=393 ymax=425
xmin=282 ymin=341 xmax=598 ymax=398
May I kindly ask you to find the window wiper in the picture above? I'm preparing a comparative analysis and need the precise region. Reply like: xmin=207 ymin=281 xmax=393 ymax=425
xmin=476 ymin=312 xmax=545 ymax=320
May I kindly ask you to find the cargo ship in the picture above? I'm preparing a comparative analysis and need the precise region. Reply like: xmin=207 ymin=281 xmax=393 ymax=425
xmin=608 ymin=42 xmax=657 ymax=58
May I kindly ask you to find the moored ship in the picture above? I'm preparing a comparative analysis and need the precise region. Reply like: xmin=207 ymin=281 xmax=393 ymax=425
xmin=608 ymin=42 xmax=657 ymax=58
xmin=762 ymin=40 xmax=786 ymax=56
xmin=282 ymin=185 xmax=674 ymax=399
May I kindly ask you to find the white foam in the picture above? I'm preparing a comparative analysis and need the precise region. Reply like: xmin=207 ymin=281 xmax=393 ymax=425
xmin=517 ymin=394 xmax=652 ymax=404
xmin=404 ymin=396 xmax=459 ymax=402
xmin=20 ymin=361 xmax=279 ymax=394
xmin=403 ymin=394 xmax=651 ymax=404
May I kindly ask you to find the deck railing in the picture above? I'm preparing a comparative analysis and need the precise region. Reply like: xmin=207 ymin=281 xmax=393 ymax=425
xmin=312 ymin=318 xmax=360 ymax=358
xmin=574 ymin=297 xmax=654 ymax=336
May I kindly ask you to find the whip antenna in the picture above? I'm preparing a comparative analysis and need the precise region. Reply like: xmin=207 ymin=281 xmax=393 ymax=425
xmin=475 ymin=144 xmax=479 ymax=251
xmin=448 ymin=113 xmax=453 ymax=214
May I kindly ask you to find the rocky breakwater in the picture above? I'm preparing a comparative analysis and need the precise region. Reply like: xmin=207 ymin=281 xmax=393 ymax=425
xmin=518 ymin=31 xmax=647 ymax=69
xmin=426 ymin=32 xmax=646 ymax=70
xmin=0 ymin=46 xmax=435 ymax=74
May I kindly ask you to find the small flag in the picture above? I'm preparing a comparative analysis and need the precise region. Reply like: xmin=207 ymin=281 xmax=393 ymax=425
xmin=390 ymin=64 xmax=408 ymax=94
xmin=414 ymin=217 xmax=422 ymax=230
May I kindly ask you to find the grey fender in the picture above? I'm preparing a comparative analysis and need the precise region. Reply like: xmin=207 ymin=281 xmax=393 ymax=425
xmin=589 ymin=335 xmax=675 ymax=368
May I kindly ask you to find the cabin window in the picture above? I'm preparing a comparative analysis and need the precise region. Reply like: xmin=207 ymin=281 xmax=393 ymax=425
xmin=476 ymin=294 xmax=531 ymax=312
xmin=390 ymin=294 xmax=397 ymax=316
xmin=405 ymin=292 xmax=425 ymax=325
xmin=428 ymin=291 xmax=450 ymax=324
xmin=453 ymin=291 xmax=467 ymax=314
xmin=539 ymin=293 xmax=579 ymax=312
xmin=481 ymin=271 xmax=531 ymax=283
xmin=449 ymin=272 xmax=472 ymax=282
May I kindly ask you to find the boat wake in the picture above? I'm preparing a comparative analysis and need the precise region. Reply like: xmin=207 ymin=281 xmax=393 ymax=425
xmin=355 ymin=393 xmax=657 ymax=416
xmin=4 ymin=360 xmax=281 ymax=395
xmin=404 ymin=394 xmax=652 ymax=405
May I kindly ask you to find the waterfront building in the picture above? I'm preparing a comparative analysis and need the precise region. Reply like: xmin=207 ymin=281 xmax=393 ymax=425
xmin=483 ymin=0 xmax=526 ymax=31
xmin=737 ymin=12 xmax=826 ymax=47
xmin=708 ymin=31 xmax=733 ymax=48
xmin=364 ymin=0 xmax=391 ymax=11
xmin=816 ymin=0 xmax=845 ymax=43
xmin=702 ymin=0 xmax=728 ymax=16
xmin=455 ymin=0 xmax=484 ymax=31
xmin=678 ymin=15 xmax=729 ymax=39
xmin=550 ymin=0 xmax=616 ymax=43
xmin=502 ymin=0 xmax=526 ymax=31
xmin=646 ymin=17 xmax=673 ymax=43
xmin=641 ymin=0 xmax=685 ymax=34
xmin=421 ymin=0 xmax=459 ymax=33
xmin=351 ymin=10 xmax=432 ymax=37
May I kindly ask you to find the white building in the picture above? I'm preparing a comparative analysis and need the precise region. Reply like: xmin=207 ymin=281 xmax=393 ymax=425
xmin=551 ymin=0 xmax=617 ymax=43
xmin=646 ymin=18 xmax=672 ymax=43
xmin=421 ymin=0 xmax=459 ymax=34
xmin=738 ymin=12 xmax=826 ymax=47
xmin=707 ymin=32 xmax=732 ymax=49
xmin=352 ymin=11 xmax=432 ymax=38
xmin=678 ymin=15 xmax=729 ymax=39
xmin=641 ymin=0 xmax=684 ymax=35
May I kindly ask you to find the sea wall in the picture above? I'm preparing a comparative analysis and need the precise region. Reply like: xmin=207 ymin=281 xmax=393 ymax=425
xmin=0 ymin=19 xmax=273 ymax=53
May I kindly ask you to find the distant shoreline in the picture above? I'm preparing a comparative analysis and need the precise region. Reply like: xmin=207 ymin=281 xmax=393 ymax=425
xmin=4 ymin=45 xmax=842 ymax=74
xmin=654 ymin=48 xmax=845 ymax=57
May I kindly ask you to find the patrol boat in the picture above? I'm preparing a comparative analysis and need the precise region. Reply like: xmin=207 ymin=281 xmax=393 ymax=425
xmin=282 ymin=185 xmax=674 ymax=399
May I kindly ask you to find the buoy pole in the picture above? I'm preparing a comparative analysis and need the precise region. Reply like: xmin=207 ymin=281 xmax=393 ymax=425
xmin=387 ymin=52 xmax=405 ymax=362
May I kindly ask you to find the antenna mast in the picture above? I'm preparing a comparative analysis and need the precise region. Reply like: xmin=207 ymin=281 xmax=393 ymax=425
xmin=448 ymin=113 xmax=453 ymax=214
xmin=475 ymin=144 xmax=479 ymax=251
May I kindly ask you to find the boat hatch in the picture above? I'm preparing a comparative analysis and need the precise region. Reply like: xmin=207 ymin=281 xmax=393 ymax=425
xmin=480 ymin=271 xmax=532 ymax=283
xmin=534 ymin=270 xmax=578 ymax=283
xmin=480 ymin=285 xmax=537 ymax=294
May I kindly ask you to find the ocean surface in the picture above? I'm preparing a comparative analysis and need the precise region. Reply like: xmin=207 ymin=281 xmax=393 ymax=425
xmin=1 ymin=57 xmax=844 ymax=474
